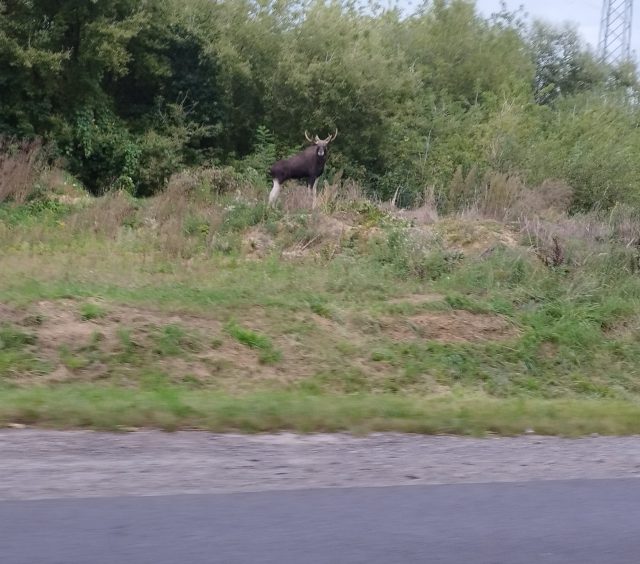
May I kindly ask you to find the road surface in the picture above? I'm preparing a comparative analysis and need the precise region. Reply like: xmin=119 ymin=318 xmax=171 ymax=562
xmin=2 ymin=480 xmax=640 ymax=564
xmin=2 ymin=430 xmax=640 ymax=563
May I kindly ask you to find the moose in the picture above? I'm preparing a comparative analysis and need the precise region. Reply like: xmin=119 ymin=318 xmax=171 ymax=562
xmin=268 ymin=129 xmax=338 ymax=207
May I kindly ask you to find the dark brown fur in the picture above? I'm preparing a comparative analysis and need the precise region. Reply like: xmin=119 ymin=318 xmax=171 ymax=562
xmin=270 ymin=144 xmax=327 ymax=187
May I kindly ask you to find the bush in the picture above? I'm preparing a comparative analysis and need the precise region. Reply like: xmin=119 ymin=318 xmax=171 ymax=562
xmin=62 ymin=108 xmax=141 ymax=196
xmin=135 ymin=131 xmax=184 ymax=197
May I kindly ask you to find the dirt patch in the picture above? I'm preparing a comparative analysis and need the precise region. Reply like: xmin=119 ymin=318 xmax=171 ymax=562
xmin=384 ymin=310 xmax=518 ymax=343
xmin=280 ymin=214 xmax=354 ymax=259
xmin=241 ymin=227 xmax=275 ymax=259
xmin=35 ymin=301 xmax=106 ymax=351
xmin=538 ymin=342 xmax=560 ymax=360
xmin=0 ymin=303 xmax=23 ymax=324
xmin=434 ymin=218 xmax=520 ymax=255
xmin=603 ymin=315 xmax=640 ymax=340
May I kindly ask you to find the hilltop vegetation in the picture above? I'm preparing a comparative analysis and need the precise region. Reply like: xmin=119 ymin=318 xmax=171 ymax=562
xmin=2 ymin=0 xmax=640 ymax=209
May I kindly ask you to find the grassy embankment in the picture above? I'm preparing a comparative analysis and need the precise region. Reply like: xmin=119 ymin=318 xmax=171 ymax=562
xmin=2 ymin=171 xmax=640 ymax=435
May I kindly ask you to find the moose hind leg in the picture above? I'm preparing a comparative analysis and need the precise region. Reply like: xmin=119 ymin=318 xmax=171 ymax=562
xmin=268 ymin=179 xmax=281 ymax=206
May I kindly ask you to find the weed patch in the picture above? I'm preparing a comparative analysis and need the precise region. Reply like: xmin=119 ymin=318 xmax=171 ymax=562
xmin=0 ymin=324 xmax=36 ymax=350
xmin=79 ymin=302 xmax=107 ymax=321
xmin=225 ymin=322 xmax=282 ymax=364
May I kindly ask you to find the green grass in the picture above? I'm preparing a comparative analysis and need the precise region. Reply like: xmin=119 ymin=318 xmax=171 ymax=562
xmin=0 ymin=385 xmax=639 ymax=436
xmin=0 ymin=324 xmax=36 ymax=349
xmin=79 ymin=302 xmax=107 ymax=320
xmin=3 ymin=195 xmax=640 ymax=434
xmin=225 ymin=321 xmax=282 ymax=364
xmin=59 ymin=345 xmax=90 ymax=371
xmin=152 ymin=324 xmax=202 ymax=357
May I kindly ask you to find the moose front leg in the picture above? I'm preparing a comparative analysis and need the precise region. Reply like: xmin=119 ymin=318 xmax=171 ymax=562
xmin=310 ymin=177 xmax=319 ymax=209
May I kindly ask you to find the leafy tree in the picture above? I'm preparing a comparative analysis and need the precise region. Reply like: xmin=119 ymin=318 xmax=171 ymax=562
xmin=1 ymin=0 xmax=640 ymax=208
xmin=528 ymin=21 xmax=606 ymax=104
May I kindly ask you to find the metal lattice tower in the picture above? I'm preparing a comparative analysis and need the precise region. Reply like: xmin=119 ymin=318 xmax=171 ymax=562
xmin=599 ymin=0 xmax=634 ymax=64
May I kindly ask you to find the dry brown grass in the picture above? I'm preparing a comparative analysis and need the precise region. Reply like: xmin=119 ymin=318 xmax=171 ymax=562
xmin=520 ymin=204 xmax=640 ymax=270
xmin=281 ymin=181 xmax=315 ymax=213
xmin=608 ymin=203 xmax=640 ymax=246
xmin=381 ymin=310 xmax=519 ymax=343
xmin=317 ymin=175 xmax=366 ymax=212
xmin=521 ymin=205 xmax=640 ymax=251
xmin=67 ymin=173 xmax=229 ymax=258
xmin=0 ymin=137 xmax=45 ymax=203
xmin=0 ymin=299 xmax=295 ymax=390
xmin=447 ymin=166 xmax=478 ymax=212
xmin=390 ymin=186 xmax=439 ymax=225
xmin=474 ymin=172 xmax=524 ymax=220
xmin=68 ymin=190 xmax=138 ymax=238
xmin=151 ymin=172 xmax=226 ymax=257
xmin=278 ymin=173 xmax=367 ymax=215
xmin=445 ymin=166 xmax=575 ymax=226
xmin=463 ymin=172 xmax=574 ymax=223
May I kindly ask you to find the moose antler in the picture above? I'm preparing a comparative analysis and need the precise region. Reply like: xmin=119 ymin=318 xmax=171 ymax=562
xmin=323 ymin=128 xmax=338 ymax=143
xmin=304 ymin=130 xmax=314 ymax=143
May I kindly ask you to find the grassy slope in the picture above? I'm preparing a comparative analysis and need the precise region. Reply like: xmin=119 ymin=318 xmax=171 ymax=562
xmin=2 ymin=188 xmax=640 ymax=435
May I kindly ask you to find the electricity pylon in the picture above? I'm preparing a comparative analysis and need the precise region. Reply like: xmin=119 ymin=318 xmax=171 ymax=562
xmin=599 ymin=0 xmax=634 ymax=64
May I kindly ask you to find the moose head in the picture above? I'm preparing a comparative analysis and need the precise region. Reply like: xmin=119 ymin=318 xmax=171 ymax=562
xmin=304 ymin=129 xmax=339 ymax=159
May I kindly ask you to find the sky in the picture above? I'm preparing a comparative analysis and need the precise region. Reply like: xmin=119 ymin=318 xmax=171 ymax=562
xmin=401 ymin=0 xmax=640 ymax=58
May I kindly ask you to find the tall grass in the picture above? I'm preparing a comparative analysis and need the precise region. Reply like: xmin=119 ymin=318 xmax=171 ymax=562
xmin=0 ymin=137 xmax=45 ymax=203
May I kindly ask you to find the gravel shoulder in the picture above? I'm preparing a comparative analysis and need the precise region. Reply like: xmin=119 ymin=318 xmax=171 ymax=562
xmin=2 ymin=430 xmax=640 ymax=500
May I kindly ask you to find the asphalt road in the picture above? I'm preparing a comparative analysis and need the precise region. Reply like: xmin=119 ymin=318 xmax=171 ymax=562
xmin=2 ymin=479 xmax=639 ymax=564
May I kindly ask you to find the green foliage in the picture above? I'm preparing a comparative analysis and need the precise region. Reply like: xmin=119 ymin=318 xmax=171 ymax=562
xmin=0 ymin=198 xmax=71 ymax=226
xmin=0 ymin=324 xmax=41 ymax=379
xmin=59 ymin=345 xmax=90 ymax=371
xmin=306 ymin=295 xmax=333 ymax=319
xmin=6 ymin=385 xmax=640 ymax=435
xmin=60 ymin=107 xmax=141 ymax=194
xmin=2 ymin=0 xmax=640 ymax=206
xmin=235 ymin=126 xmax=276 ymax=179
xmin=528 ymin=22 xmax=606 ymax=104
xmin=116 ymin=328 xmax=137 ymax=363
